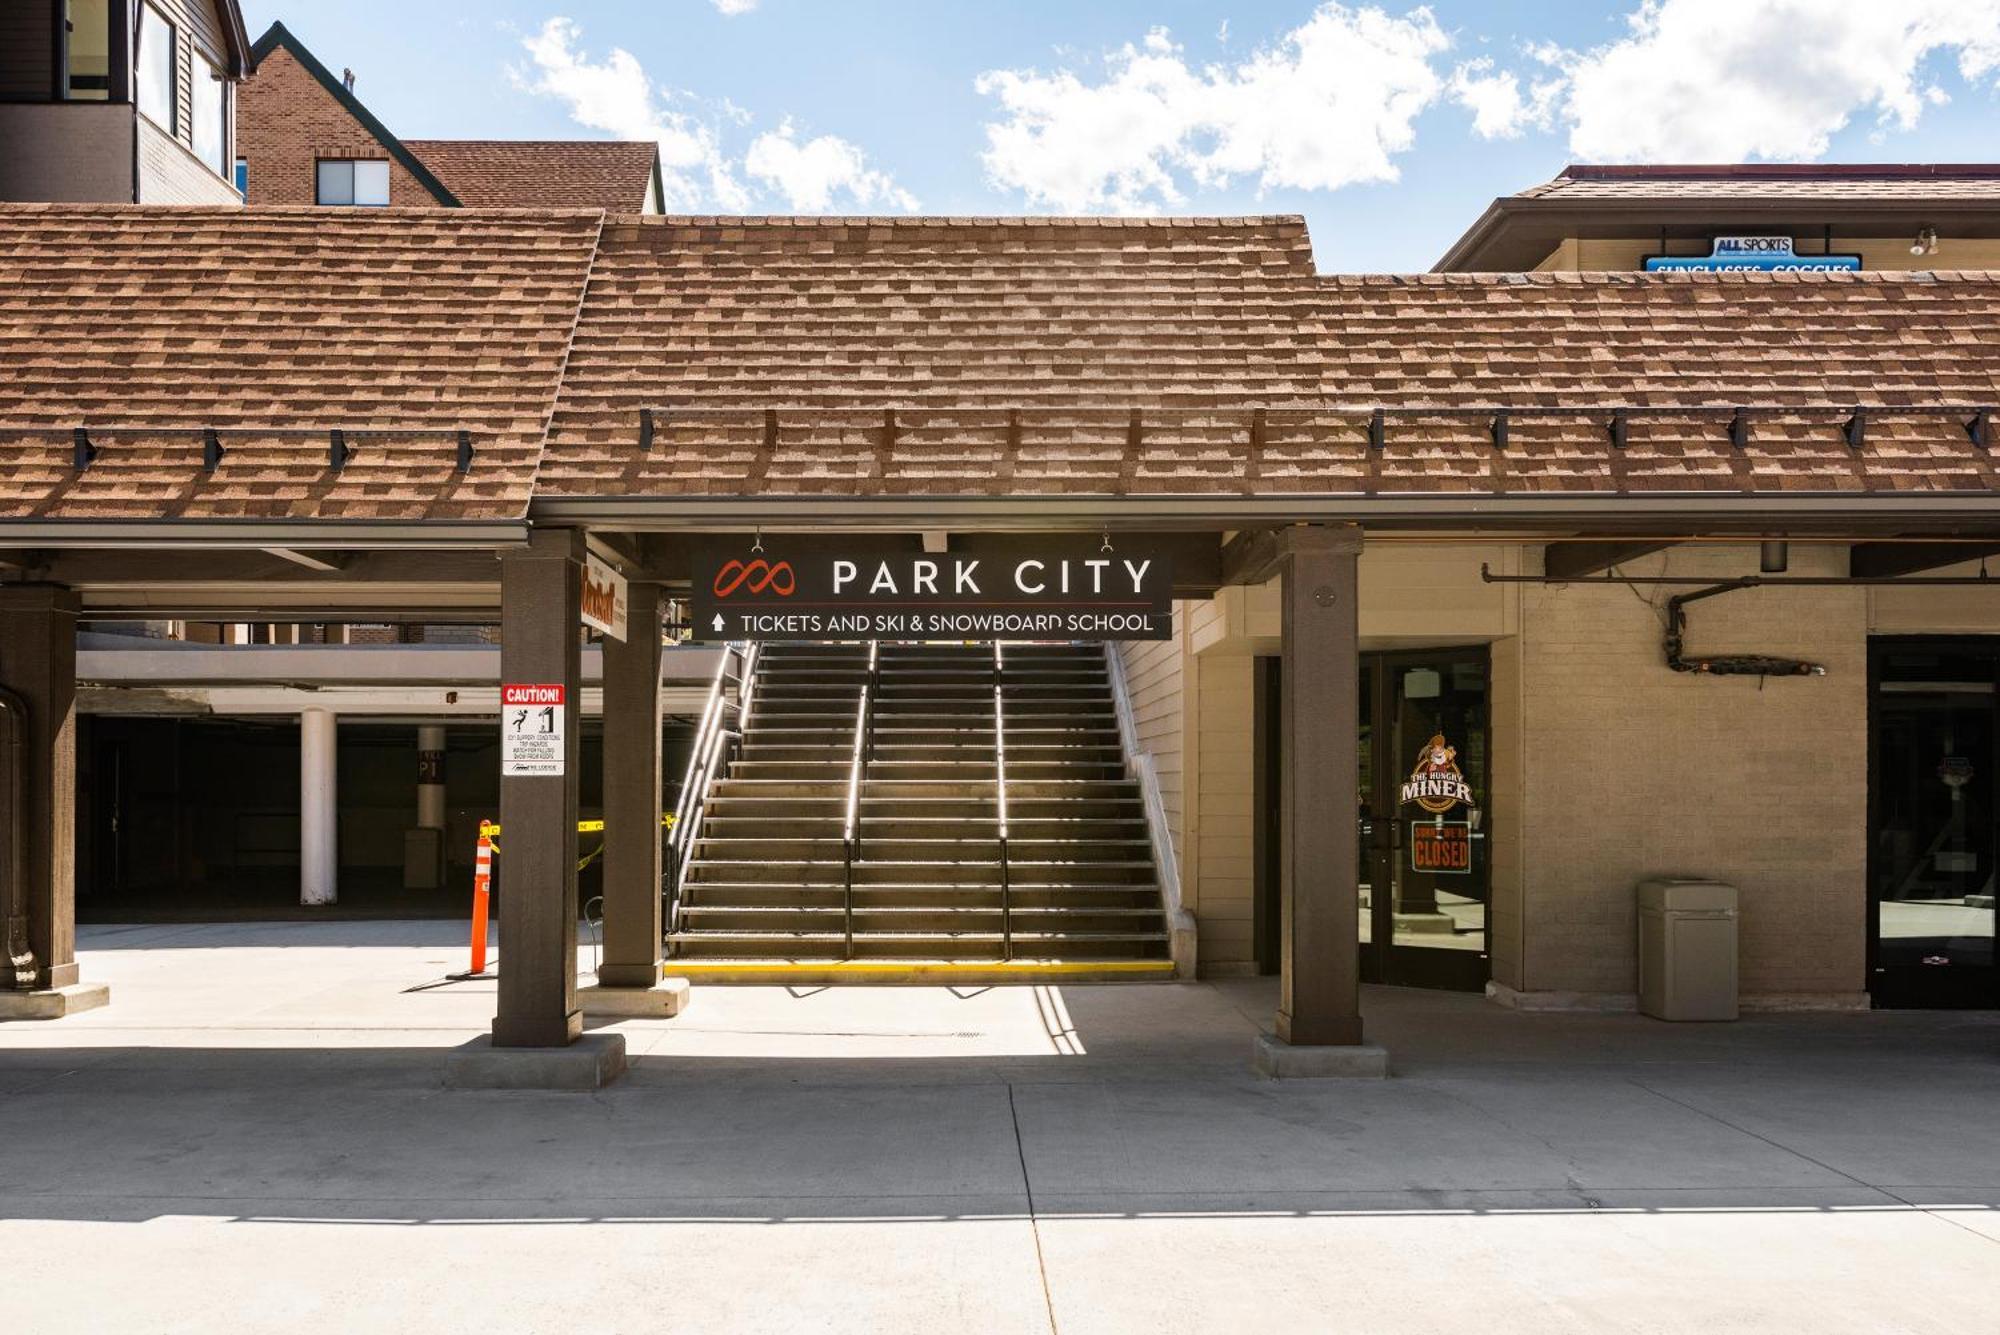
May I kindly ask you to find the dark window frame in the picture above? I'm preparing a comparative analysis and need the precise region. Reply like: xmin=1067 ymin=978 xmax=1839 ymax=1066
xmin=52 ymin=0 xmax=129 ymax=104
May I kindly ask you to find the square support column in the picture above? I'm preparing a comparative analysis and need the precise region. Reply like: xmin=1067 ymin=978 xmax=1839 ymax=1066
xmin=1275 ymin=530 xmax=1364 ymax=1048
xmin=596 ymin=580 xmax=668 ymax=990
xmin=493 ymin=530 xmax=585 ymax=1048
xmin=0 ymin=585 xmax=105 ymax=1017
xmin=1221 ymin=525 xmax=1379 ymax=1075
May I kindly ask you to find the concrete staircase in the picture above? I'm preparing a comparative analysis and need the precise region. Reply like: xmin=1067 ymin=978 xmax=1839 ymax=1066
xmin=668 ymin=642 xmax=1173 ymax=981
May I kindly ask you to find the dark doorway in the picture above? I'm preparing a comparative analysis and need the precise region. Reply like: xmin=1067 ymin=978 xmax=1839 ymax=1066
xmin=1255 ymin=645 xmax=1491 ymax=990
xmin=1870 ymin=638 xmax=2000 ymax=1008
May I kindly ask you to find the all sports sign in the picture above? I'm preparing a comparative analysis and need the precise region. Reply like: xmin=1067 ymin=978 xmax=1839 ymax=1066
xmin=691 ymin=545 xmax=1172 ymax=641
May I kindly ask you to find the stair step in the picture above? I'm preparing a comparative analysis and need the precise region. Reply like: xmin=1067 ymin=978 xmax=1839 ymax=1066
xmin=687 ymin=860 xmax=1158 ymax=886
xmin=666 ymin=930 xmax=1169 ymax=960
xmin=680 ymin=884 xmax=1163 ymax=909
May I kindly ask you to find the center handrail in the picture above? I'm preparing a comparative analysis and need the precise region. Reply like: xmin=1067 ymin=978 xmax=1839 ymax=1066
xmin=840 ymin=640 xmax=878 ymax=958
xmin=664 ymin=641 xmax=750 ymax=943
xmin=994 ymin=640 xmax=1012 ymax=961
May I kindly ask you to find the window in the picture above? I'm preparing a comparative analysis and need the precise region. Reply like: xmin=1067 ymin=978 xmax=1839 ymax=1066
xmin=193 ymin=62 xmax=228 ymax=176
xmin=316 ymin=159 xmax=390 ymax=207
xmin=136 ymin=3 xmax=176 ymax=132
xmin=62 ymin=0 xmax=111 ymax=100
xmin=234 ymin=159 xmax=248 ymax=196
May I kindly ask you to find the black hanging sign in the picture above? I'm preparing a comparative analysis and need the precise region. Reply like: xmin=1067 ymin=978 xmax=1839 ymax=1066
xmin=691 ymin=544 xmax=1173 ymax=641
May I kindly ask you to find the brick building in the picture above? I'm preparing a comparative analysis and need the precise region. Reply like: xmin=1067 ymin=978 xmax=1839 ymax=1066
xmin=236 ymin=21 xmax=662 ymax=211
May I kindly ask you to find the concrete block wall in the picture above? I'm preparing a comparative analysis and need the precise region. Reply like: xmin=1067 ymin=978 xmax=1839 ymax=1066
xmin=1511 ymin=544 xmax=1867 ymax=1002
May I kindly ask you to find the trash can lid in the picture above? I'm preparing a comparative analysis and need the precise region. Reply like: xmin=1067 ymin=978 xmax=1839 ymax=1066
xmin=1637 ymin=878 xmax=1738 ymax=912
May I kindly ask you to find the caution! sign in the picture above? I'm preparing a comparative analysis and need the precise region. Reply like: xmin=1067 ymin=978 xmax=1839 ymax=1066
xmin=501 ymin=683 xmax=566 ymax=776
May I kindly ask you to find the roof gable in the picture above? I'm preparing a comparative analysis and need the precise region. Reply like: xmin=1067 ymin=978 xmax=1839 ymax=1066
xmin=246 ymin=22 xmax=459 ymax=207
xmin=402 ymin=140 xmax=662 ymax=212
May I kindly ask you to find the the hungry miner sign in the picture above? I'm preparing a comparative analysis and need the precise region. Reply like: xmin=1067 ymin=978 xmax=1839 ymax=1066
xmin=692 ymin=544 xmax=1172 ymax=641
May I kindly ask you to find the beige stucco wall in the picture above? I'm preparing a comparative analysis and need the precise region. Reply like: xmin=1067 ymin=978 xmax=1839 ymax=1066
xmin=1535 ymin=235 xmax=2000 ymax=272
xmin=0 ymin=103 xmax=135 ymax=202
xmin=1149 ymin=539 xmax=2000 ymax=1003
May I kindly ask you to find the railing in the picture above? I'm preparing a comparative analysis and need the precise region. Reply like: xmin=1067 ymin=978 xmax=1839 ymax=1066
xmin=1104 ymin=642 xmax=1197 ymax=978
xmin=840 ymin=640 xmax=878 ymax=958
xmin=663 ymin=641 xmax=753 ymax=946
xmin=993 ymin=641 xmax=1012 ymax=961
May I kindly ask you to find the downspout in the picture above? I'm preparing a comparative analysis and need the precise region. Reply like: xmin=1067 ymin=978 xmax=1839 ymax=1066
xmin=1104 ymin=643 xmax=1196 ymax=979
xmin=0 ymin=684 xmax=34 ymax=988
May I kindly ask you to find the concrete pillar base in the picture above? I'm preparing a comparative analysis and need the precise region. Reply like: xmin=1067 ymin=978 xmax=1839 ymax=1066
xmin=442 ymin=1032 xmax=626 ymax=1091
xmin=0 ymin=981 xmax=109 ymax=1020
xmin=1252 ymin=1032 xmax=1389 ymax=1079
xmin=578 ymin=979 xmax=691 ymax=1018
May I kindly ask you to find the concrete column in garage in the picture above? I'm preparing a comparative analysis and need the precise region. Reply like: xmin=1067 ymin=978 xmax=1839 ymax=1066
xmin=300 ymin=707 xmax=338 ymax=906
xmin=416 ymin=724 xmax=447 ymax=829
xmin=0 ymin=585 xmax=105 ymax=1017
xmin=584 ymin=579 xmax=687 ymax=1016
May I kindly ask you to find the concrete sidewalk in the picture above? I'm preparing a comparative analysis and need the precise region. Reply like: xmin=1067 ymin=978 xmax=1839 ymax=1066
xmin=2 ymin=922 xmax=1998 ymax=1333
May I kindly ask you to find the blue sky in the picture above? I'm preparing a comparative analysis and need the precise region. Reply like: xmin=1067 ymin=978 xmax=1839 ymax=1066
xmin=242 ymin=1 xmax=2000 ymax=271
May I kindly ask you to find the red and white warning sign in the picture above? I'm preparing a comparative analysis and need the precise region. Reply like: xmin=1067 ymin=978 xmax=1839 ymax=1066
xmin=501 ymin=683 xmax=566 ymax=776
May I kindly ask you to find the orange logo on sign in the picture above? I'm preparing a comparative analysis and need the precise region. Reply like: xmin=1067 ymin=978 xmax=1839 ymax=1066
xmin=713 ymin=559 xmax=795 ymax=597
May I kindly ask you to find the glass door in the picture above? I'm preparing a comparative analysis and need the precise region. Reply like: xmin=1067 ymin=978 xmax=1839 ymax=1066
xmin=1361 ymin=647 xmax=1490 ymax=991
xmin=1870 ymin=640 xmax=2000 ymax=1007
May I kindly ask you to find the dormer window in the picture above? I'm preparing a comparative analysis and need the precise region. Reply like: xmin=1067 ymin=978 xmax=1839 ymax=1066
xmin=316 ymin=159 xmax=390 ymax=207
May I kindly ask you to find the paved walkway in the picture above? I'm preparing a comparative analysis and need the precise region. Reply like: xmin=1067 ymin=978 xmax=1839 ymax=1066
xmin=3 ymin=921 xmax=1998 ymax=1333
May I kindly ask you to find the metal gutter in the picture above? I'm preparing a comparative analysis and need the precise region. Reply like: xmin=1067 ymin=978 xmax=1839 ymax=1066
xmin=0 ymin=520 xmax=529 ymax=549
xmin=528 ymin=492 xmax=2000 ymax=533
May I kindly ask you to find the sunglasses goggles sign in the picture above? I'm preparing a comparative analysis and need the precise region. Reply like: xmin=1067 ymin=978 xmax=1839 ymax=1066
xmin=692 ymin=546 xmax=1173 ymax=641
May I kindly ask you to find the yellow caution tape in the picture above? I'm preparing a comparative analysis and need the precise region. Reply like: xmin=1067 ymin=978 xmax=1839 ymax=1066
xmin=478 ymin=813 xmax=674 ymax=840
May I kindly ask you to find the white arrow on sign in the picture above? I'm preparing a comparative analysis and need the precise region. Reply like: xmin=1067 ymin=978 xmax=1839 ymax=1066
xmin=712 ymin=613 xmax=726 ymax=632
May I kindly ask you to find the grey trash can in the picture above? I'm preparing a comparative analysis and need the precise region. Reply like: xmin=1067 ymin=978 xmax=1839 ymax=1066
xmin=1637 ymin=878 xmax=1738 ymax=1021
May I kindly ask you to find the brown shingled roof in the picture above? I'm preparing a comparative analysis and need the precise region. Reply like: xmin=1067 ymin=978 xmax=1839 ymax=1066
xmin=0 ymin=205 xmax=602 ymax=523
xmin=4 ymin=206 xmax=2000 ymax=536
xmin=1521 ymin=163 xmax=2000 ymax=203
xmin=537 ymin=214 xmax=1324 ymax=498
xmin=404 ymin=141 xmax=659 ymax=212
xmin=538 ymin=216 xmax=2000 ymax=502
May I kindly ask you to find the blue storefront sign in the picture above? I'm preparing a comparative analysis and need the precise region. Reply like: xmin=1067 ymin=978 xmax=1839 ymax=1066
xmin=1645 ymin=236 xmax=1861 ymax=272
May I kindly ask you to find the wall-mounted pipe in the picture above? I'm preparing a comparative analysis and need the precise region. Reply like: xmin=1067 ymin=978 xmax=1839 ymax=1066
xmin=0 ymin=683 xmax=34 ymax=989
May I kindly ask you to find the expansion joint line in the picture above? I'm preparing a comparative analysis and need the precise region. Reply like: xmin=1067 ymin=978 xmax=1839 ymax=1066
xmin=1006 ymin=1082 xmax=1060 ymax=1335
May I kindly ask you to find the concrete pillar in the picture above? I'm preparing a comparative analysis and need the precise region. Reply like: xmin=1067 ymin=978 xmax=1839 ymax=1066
xmin=300 ymin=707 xmax=338 ymax=907
xmin=0 ymin=586 xmax=83 ymax=994
xmin=1227 ymin=524 xmax=1380 ymax=1075
xmin=494 ymin=528 xmax=584 ymax=1048
xmin=598 ymin=581 xmax=666 ymax=989
xmin=1275 ymin=527 xmax=1365 ymax=1048
xmin=416 ymin=724 xmax=446 ymax=829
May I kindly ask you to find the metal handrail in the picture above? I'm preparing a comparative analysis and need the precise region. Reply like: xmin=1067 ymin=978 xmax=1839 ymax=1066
xmin=840 ymin=641 xmax=878 ymax=958
xmin=663 ymin=642 xmax=747 ymax=942
xmin=993 ymin=640 xmax=1012 ymax=962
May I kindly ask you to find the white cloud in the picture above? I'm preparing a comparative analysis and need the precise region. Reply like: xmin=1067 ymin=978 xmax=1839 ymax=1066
xmin=747 ymin=120 xmax=921 ymax=211
xmin=710 ymin=0 xmax=757 ymax=14
xmin=516 ymin=17 xmax=748 ymax=209
xmin=515 ymin=17 xmax=914 ymax=214
xmin=1493 ymin=0 xmax=2000 ymax=161
xmin=974 ymin=5 xmax=1452 ymax=211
